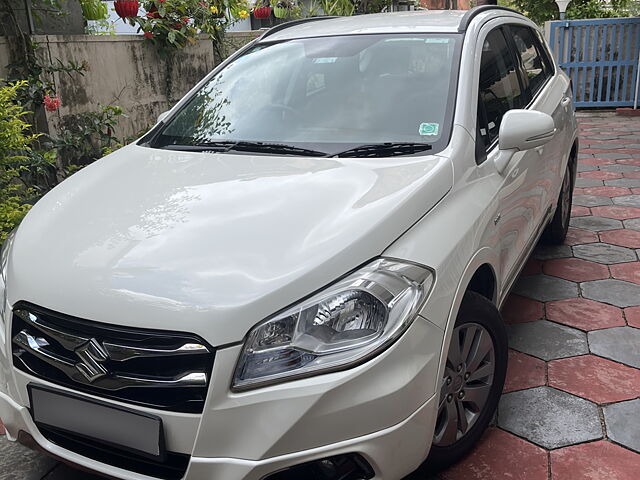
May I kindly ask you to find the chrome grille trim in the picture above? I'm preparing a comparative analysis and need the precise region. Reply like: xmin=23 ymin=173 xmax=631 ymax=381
xmin=11 ymin=303 xmax=215 ymax=413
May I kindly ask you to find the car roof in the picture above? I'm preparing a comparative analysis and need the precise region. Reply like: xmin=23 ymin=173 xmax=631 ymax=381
xmin=259 ymin=9 xmax=528 ymax=42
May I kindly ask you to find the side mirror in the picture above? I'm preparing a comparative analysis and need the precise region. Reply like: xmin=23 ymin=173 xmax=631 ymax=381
xmin=495 ymin=109 xmax=556 ymax=174
xmin=157 ymin=110 xmax=170 ymax=124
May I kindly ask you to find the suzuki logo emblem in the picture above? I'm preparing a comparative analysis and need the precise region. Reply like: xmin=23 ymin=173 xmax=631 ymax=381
xmin=74 ymin=338 xmax=109 ymax=382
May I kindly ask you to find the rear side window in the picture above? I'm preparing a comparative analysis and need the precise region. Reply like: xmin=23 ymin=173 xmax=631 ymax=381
xmin=510 ymin=25 xmax=553 ymax=98
xmin=477 ymin=28 xmax=525 ymax=149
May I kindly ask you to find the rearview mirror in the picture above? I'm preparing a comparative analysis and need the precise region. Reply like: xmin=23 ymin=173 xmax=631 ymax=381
xmin=495 ymin=109 xmax=556 ymax=174
xmin=499 ymin=109 xmax=556 ymax=151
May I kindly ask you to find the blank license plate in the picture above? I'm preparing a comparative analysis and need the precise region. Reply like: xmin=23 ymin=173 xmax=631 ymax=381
xmin=29 ymin=384 xmax=164 ymax=458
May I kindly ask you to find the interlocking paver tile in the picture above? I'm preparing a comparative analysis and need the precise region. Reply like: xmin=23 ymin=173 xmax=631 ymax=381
xmin=604 ymin=399 xmax=640 ymax=453
xmin=545 ymin=298 xmax=625 ymax=331
xmin=573 ymin=242 xmax=636 ymax=264
xmin=570 ymin=205 xmax=590 ymax=217
xmin=622 ymin=218 xmax=640 ymax=230
xmin=498 ymin=387 xmax=601 ymax=449
xmin=548 ymin=355 xmax=640 ymax=404
xmin=610 ymin=262 xmax=640 ymax=285
xmin=612 ymin=194 xmax=640 ymax=207
xmin=580 ymin=158 xmax=616 ymax=166
xmin=564 ymin=227 xmax=598 ymax=246
xmin=605 ymin=178 xmax=640 ymax=188
xmin=438 ymin=428 xmax=548 ymax=480
xmin=507 ymin=320 xmax=588 ymax=360
xmin=521 ymin=258 xmax=543 ymax=275
xmin=588 ymin=326 xmax=640 ymax=367
xmin=532 ymin=245 xmax=572 ymax=261
xmin=577 ymin=164 xmax=598 ymax=173
xmin=504 ymin=350 xmax=546 ymax=393
xmin=602 ymin=164 xmax=640 ymax=173
xmin=550 ymin=441 xmax=640 ymax=480
xmin=581 ymin=186 xmax=631 ymax=197
xmin=599 ymin=229 xmax=640 ymax=248
xmin=501 ymin=295 xmax=544 ymax=324
xmin=624 ymin=306 xmax=640 ymax=328
xmin=542 ymin=257 xmax=609 ymax=282
xmin=570 ymin=216 xmax=623 ymax=231
xmin=512 ymin=274 xmax=578 ymax=302
xmin=0 ymin=435 xmax=57 ymax=480
xmin=590 ymin=205 xmax=640 ymax=219
xmin=572 ymin=195 xmax=612 ymax=207
xmin=617 ymin=158 xmax=640 ymax=166
xmin=579 ymin=170 xmax=623 ymax=180
xmin=623 ymin=171 xmax=640 ymax=179
xmin=582 ymin=279 xmax=640 ymax=307
xmin=575 ymin=177 xmax=604 ymax=188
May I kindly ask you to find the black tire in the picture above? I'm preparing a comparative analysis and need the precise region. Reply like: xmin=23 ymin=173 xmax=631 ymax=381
xmin=541 ymin=160 xmax=574 ymax=245
xmin=420 ymin=291 xmax=508 ymax=474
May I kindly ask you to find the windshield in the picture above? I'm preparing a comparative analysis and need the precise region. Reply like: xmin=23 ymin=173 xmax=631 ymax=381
xmin=148 ymin=33 xmax=462 ymax=156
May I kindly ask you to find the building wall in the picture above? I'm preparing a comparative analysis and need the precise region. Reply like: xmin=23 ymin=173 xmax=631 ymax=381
xmin=0 ymin=31 xmax=261 ymax=140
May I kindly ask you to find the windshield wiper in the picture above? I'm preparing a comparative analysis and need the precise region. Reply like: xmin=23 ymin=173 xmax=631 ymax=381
xmin=160 ymin=141 xmax=237 ymax=152
xmin=160 ymin=141 xmax=328 ymax=157
xmin=331 ymin=142 xmax=433 ymax=158
xmin=229 ymin=141 xmax=328 ymax=157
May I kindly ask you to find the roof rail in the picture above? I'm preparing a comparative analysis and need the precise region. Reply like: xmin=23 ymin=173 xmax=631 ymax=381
xmin=260 ymin=16 xmax=339 ymax=40
xmin=458 ymin=5 xmax=523 ymax=32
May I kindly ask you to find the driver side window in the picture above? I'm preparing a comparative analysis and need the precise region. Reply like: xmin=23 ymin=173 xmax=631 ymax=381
xmin=477 ymin=28 xmax=526 ymax=154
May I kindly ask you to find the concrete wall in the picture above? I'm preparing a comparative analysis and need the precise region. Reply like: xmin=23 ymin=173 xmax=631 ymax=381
xmin=0 ymin=31 xmax=261 ymax=140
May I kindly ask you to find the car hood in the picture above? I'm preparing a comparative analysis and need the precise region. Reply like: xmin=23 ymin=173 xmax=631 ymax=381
xmin=7 ymin=144 xmax=452 ymax=345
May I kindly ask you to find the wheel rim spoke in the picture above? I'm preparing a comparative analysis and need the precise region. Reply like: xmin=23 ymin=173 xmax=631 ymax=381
xmin=464 ymin=383 xmax=492 ymax=411
xmin=433 ymin=322 xmax=496 ymax=447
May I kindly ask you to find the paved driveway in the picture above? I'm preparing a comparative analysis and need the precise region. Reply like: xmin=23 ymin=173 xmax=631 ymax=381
xmin=1 ymin=112 xmax=639 ymax=480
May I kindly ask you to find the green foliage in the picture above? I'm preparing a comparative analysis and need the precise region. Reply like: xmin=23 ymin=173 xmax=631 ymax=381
xmin=318 ymin=0 xmax=355 ymax=15
xmin=130 ymin=0 xmax=250 ymax=52
xmin=501 ymin=0 xmax=635 ymax=24
xmin=0 ymin=81 xmax=39 ymax=243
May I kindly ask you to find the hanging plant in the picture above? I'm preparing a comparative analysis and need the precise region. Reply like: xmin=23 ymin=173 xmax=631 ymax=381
xmin=271 ymin=0 xmax=296 ymax=18
xmin=114 ymin=0 xmax=140 ymax=18
xmin=80 ymin=0 xmax=109 ymax=20
xmin=252 ymin=5 xmax=271 ymax=18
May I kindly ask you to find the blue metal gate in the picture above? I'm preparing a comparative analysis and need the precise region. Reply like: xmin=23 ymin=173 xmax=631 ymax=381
xmin=547 ymin=18 xmax=640 ymax=108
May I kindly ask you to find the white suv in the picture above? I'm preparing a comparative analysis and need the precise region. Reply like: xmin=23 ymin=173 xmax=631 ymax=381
xmin=0 ymin=6 xmax=577 ymax=480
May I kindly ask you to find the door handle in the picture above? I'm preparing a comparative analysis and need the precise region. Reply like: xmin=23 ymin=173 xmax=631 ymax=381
xmin=561 ymin=96 xmax=572 ymax=107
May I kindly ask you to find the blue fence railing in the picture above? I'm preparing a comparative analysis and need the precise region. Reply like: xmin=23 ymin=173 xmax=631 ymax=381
xmin=548 ymin=18 xmax=640 ymax=108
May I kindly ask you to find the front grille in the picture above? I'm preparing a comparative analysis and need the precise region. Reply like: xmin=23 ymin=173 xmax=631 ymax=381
xmin=38 ymin=424 xmax=190 ymax=480
xmin=11 ymin=302 xmax=215 ymax=413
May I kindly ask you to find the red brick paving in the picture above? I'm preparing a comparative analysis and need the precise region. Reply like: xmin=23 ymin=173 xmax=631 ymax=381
xmin=548 ymin=355 xmax=640 ymax=404
xmin=440 ymin=428 xmax=548 ymax=480
xmin=504 ymin=350 xmax=546 ymax=393
xmin=521 ymin=258 xmax=543 ymax=275
xmin=564 ymin=227 xmax=598 ymax=246
xmin=599 ymin=229 xmax=640 ymax=248
xmin=580 ymin=157 xmax=616 ymax=166
xmin=542 ymin=257 xmax=609 ymax=282
xmin=550 ymin=441 xmax=640 ymax=480
xmin=501 ymin=294 xmax=544 ymax=324
xmin=617 ymin=158 xmax=640 ymax=166
xmin=580 ymin=186 xmax=631 ymax=197
xmin=623 ymin=171 xmax=640 ymax=179
xmin=624 ymin=306 xmax=640 ymax=328
xmin=579 ymin=170 xmax=623 ymax=180
xmin=610 ymin=262 xmax=640 ymax=285
xmin=0 ymin=419 xmax=4 ymax=435
xmin=545 ymin=298 xmax=625 ymax=331
xmin=590 ymin=205 xmax=640 ymax=220
xmin=570 ymin=205 xmax=591 ymax=217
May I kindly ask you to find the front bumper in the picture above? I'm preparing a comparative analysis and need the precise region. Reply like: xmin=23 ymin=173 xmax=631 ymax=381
xmin=0 ymin=316 xmax=444 ymax=480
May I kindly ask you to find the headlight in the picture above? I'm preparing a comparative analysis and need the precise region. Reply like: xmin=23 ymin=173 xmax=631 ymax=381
xmin=233 ymin=258 xmax=434 ymax=391
xmin=0 ymin=229 xmax=16 ymax=324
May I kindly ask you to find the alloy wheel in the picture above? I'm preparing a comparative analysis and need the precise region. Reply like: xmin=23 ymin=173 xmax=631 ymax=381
xmin=433 ymin=322 xmax=496 ymax=447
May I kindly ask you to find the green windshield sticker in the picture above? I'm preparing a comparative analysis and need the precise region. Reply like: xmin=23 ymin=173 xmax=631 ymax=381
xmin=425 ymin=38 xmax=450 ymax=44
xmin=419 ymin=123 xmax=440 ymax=136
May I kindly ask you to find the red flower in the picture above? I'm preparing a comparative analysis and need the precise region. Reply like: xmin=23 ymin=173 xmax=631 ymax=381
xmin=174 ymin=22 xmax=183 ymax=29
xmin=158 ymin=0 xmax=166 ymax=2
xmin=143 ymin=31 xmax=154 ymax=39
xmin=181 ymin=16 xmax=189 ymax=23
xmin=43 ymin=95 xmax=61 ymax=112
